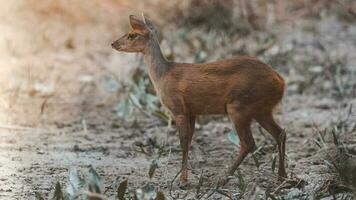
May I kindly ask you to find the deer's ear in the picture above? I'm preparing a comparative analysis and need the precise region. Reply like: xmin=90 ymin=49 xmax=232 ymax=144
xmin=129 ymin=15 xmax=149 ymax=34
xmin=143 ymin=14 xmax=156 ymax=32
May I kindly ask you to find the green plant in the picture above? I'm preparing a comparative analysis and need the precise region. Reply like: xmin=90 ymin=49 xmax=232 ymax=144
xmin=44 ymin=166 xmax=167 ymax=200
xmin=114 ymin=67 xmax=169 ymax=123
xmin=227 ymin=129 xmax=240 ymax=146
xmin=48 ymin=166 xmax=104 ymax=200
xmin=314 ymin=123 xmax=356 ymax=199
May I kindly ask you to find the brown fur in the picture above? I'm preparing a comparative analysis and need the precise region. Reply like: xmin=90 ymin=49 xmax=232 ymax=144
xmin=112 ymin=15 xmax=287 ymax=187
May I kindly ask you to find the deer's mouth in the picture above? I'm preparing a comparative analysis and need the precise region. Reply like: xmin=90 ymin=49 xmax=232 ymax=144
xmin=111 ymin=45 xmax=124 ymax=52
xmin=111 ymin=43 xmax=119 ymax=49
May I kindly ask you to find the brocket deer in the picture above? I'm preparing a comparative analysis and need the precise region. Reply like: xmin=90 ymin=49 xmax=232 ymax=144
xmin=112 ymin=15 xmax=287 ymax=187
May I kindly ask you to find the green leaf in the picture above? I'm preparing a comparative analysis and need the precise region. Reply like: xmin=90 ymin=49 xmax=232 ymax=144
xmin=252 ymin=153 xmax=260 ymax=170
xmin=129 ymin=92 xmax=141 ymax=107
xmin=313 ymin=139 xmax=322 ymax=149
xmin=142 ymin=184 xmax=156 ymax=199
xmin=51 ymin=182 xmax=64 ymax=200
xmin=227 ymin=129 xmax=240 ymax=146
xmin=117 ymin=179 xmax=128 ymax=200
xmin=324 ymin=160 xmax=335 ymax=170
xmin=152 ymin=110 xmax=169 ymax=122
xmin=35 ymin=191 xmax=45 ymax=200
xmin=131 ymin=67 xmax=145 ymax=85
xmin=135 ymin=184 xmax=156 ymax=199
xmin=65 ymin=168 xmax=85 ymax=199
xmin=194 ymin=51 xmax=207 ymax=63
xmin=103 ymin=74 xmax=120 ymax=92
xmin=156 ymin=191 xmax=165 ymax=200
xmin=236 ymin=170 xmax=246 ymax=192
xmin=331 ymin=128 xmax=339 ymax=146
xmin=115 ymin=98 xmax=133 ymax=118
xmin=196 ymin=171 xmax=204 ymax=195
xmin=271 ymin=153 xmax=277 ymax=173
xmin=144 ymin=93 xmax=158 ymax=107
xmin=149 ymin=160 xmax=158 ymax=179
xmin=88 ymin=166 xmax=102 ymax=194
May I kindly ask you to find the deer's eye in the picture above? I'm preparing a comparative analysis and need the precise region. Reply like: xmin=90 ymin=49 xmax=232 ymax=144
xmin=128 ymin=33 xmax=137 ymax=40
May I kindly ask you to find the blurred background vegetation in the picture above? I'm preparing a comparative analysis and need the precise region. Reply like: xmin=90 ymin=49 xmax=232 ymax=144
xmin=1 ymin=0 xmax=355 ymax=121
xmin=1 ymin=0 xmax=355 ymax=124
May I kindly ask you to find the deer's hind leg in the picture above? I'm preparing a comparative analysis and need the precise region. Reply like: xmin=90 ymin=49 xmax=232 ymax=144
xmin=255 ymin=111 xmax=287 ymax=179
xmin=223 ymin=103 xmax=256 ymax=183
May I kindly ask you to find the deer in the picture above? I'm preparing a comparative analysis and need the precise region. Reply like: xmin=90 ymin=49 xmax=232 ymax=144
xmin=112 ymin=15 xmax=287 ymax=188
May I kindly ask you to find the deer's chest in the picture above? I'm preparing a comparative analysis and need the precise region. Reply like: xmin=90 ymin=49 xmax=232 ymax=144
xmin=157 ymin=79 xmax=228 ymax=115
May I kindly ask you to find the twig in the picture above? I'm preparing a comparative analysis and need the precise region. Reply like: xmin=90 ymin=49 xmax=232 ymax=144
xmin=82 ymin=119 xmax=88 ymax=134
xmin=271 ymin=175 xmax=305 ymax=195
xmin=216 ymin=189 xmax=233 ymax=199
xmin=85 ymin=191 xmax=108 ymax=200
xmin=271 ymin=180 xmax=288 ymax=195
xmin=40 ymin=97 xmax=49 ymax=115
xmin=202 ymin=182 xmax=221 ymax=199
xmin=127 ymin=94 xmax=151 ymax=118
xmin=169 ymin=169 xmax=188 ymax=200
xmin=0 ymin=125 xmax=33 ymax=131
xmin=195 ymin=170 xmax=205 ymax=199
xmin=161 ymin=145 xmax=172 ymax=186
xmin=128 ymin=94 xmax=168 ymax=124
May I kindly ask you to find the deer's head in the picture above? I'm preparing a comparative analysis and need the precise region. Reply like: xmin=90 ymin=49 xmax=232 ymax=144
xmin=112 ymin=15 xmax=156 ymax=53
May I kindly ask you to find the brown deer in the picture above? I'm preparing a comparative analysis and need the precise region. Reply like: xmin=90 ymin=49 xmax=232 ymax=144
xmin=112 ymin=15 xmax=287 ymax=187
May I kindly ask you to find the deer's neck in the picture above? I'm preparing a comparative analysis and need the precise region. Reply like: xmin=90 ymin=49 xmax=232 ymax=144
xmin=143 ymin=38 xmax=170 ymax=82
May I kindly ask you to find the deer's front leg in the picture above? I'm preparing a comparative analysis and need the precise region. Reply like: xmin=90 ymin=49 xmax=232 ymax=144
xmin=174 ymin=114 xmax=195 ymax=188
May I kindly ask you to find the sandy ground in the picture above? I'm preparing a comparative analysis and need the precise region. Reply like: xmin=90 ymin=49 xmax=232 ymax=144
xmin=0 ymin=1 xmax=355 ymax=199
xmin=0 ymin=94 xmax=355 ymax=199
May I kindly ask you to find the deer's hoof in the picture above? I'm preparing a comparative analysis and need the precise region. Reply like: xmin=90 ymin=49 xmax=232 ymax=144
xmin=278 ymin=171 xmax=287 ymax=181
xmin=178 ymin=180 xmax=189 ymax=190
xmin=218 ymin=177 xmax=229 ymax=187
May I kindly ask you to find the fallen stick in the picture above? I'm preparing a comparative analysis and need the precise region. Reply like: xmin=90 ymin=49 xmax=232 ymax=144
xmin=0 ymin=124 xmax=33 ymax=131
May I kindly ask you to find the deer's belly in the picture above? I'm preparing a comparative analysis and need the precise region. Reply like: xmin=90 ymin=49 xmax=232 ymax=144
xmin=187 ymin=96 xmax=227 ymax=114
xmin=160 ymin=93 xmax=227 ymax=115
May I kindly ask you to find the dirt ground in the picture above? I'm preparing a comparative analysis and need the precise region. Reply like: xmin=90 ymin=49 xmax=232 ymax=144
xmin=0 ymin=1 xmax=355 ymax=199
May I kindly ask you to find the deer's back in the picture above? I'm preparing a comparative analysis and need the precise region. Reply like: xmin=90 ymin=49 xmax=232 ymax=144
xmin=159 ymin=56 xmax=285 ymax=115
